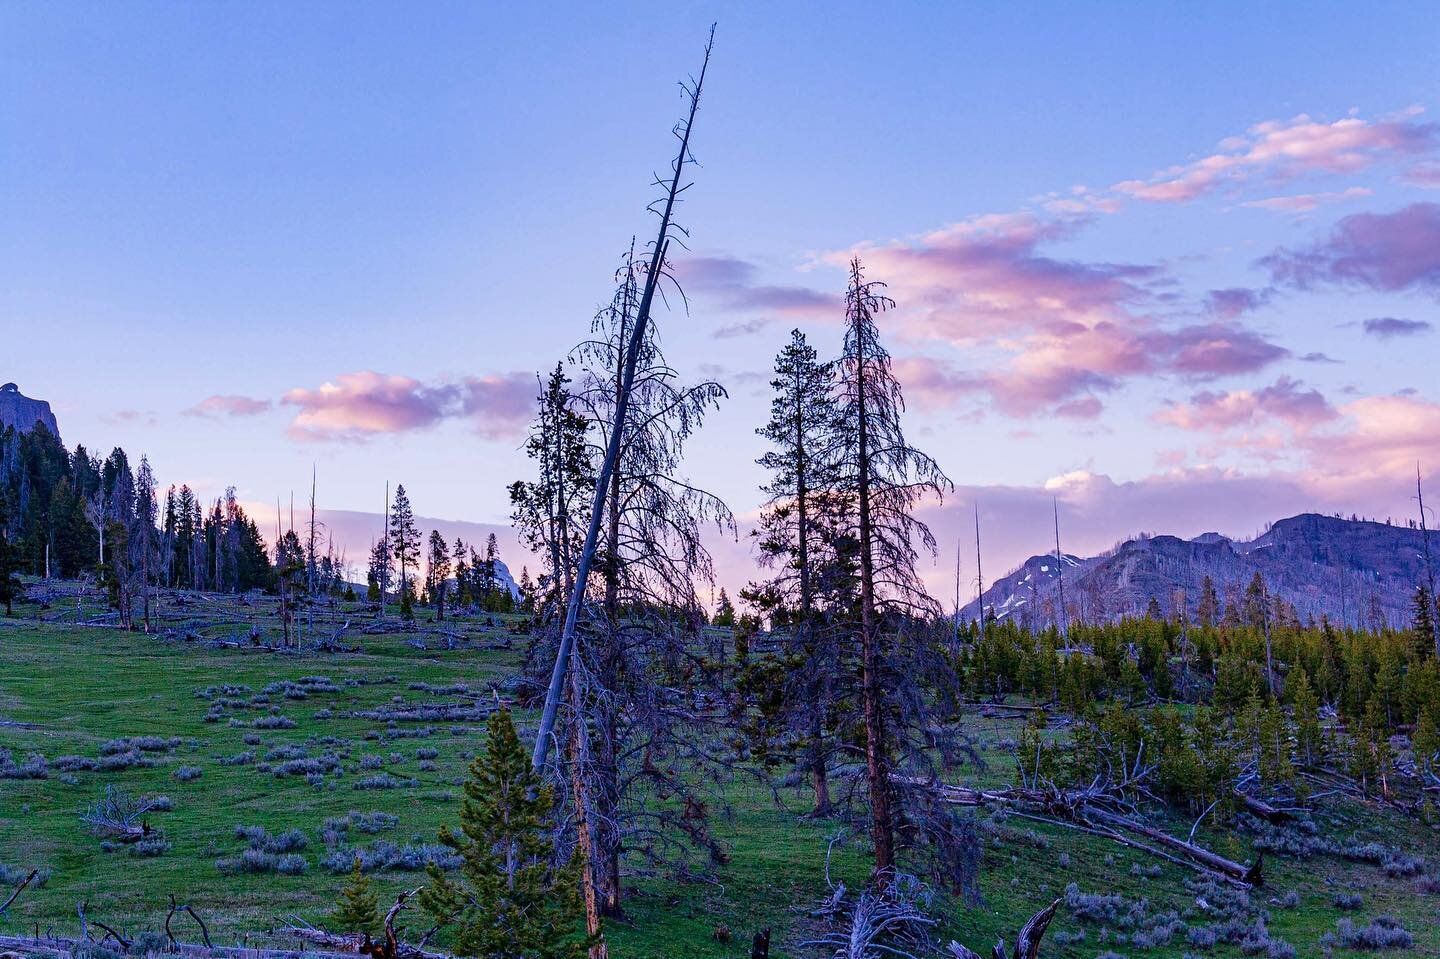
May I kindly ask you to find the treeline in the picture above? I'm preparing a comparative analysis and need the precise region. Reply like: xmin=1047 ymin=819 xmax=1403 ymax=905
xmin=360 ymin=482 xmax=525 ymax=621
xmin=0 ymin=422 xmax=274 ymax=621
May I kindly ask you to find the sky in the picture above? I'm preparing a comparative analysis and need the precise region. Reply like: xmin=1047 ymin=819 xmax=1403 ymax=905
xmin=4 ymin=2 xmax=1440 ymax=601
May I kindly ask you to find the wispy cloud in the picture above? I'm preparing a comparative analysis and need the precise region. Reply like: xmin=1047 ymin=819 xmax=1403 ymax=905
xmin=1238 ymin=186 xmax=1372 ymax=213
xmin=184 ymin=394 xmax=272 ymax=418
xmin=677 ymin=255 xmax=841 ymax=319
xmin=1362 ymin=316 xmax=1433 ymax=339
xmin=1114 ymin=113 xmax=1438 ymax=204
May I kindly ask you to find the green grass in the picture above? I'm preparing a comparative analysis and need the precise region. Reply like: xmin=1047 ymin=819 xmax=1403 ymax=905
xmin=2 ymin=591 xmax=1439 ymax=958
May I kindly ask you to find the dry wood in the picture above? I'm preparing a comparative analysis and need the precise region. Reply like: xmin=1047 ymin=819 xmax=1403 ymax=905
xmin=0 ymin=871 xmax=37 ymax=917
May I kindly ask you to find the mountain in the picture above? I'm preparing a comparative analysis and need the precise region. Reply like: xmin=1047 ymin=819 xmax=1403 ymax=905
xmin=960 ymin=513 xmax=1435 ymax=630
xmin=0 ymin=383 xmax=59 ymax=438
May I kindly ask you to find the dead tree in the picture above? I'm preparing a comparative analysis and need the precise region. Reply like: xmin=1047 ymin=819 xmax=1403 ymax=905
xmin=531 ymin=24 xmax=717 ymax=773
xmin=81 ymin=785 xmax=162 ymax=844
xmin=564 ymin=238 xmax=735 ymax=913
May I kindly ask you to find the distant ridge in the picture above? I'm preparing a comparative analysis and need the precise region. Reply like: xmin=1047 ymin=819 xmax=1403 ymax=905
xmin=0 ymin=383 xmax=60 ymax=439
xmin=961 ymin=513 xmax=1433 ymax=630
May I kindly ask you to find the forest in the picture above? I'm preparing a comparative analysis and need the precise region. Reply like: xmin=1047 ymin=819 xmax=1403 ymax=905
xmin=4 ymin=24 xmax=1440 ymax=959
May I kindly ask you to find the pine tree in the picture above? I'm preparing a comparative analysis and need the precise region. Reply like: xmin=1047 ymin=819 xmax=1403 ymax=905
xmin=1290 ymin=668 xmax=1323 ymax=765
xmin=427 ymin=531 xmax=451 ymax=621
xmin=480 ymin=534 xmax=500 ymax=611
xmin=509 ymin=364 xmax=593 ymax=615
xmin=0 ymin=491 xmax=18 ymax=616
xmin=1197 ymin=575 xmax=1220 ymax=629
xmin=834 ymin=257 xmax=953 ymax=878
xmin=419 ymin=708 xmax=590 ymax=959
xmin=366 ymin=537 xmax=389 ymax=603
xmin=1412 ymin=585 xmax=1436 ymax=661
xmin=712 ymin=588 xmax=736 ymax=627
xmin=745 ymin=328 xmax=845 ymax=814
xmin=389 ymin=485 xmax=420 ymax=607
xmin=332 ymin=856 xmax=380 ymax=938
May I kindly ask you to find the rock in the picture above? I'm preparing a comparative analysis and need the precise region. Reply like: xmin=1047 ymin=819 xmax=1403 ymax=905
xmin=0 ymin=383 xmax=60 ymax=439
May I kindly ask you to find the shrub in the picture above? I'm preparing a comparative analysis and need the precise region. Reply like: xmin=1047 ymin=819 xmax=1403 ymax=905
xmin=274 ymin=757 xmax=340 ymax=777
xmin=0 ymin=863 xmax=50 ymax=887
xmin=234 ymin=825 xmax=308 ymax=853
xmin=0 ymin=749 xmax=48 ymax=780
xmin=253 ymin=716 xmax=297 ymax=730
xmin=130 ymin=835 xmax=171 ymax=858
xmin=101 ymin=736 xmax=180 ymax=754
xmin=173 ymin=766 xmax=203 ymax=782
xmin=352 ymin=774 xmax=418 ymax=791
xmin=1328 ymin=916 xmax=1413 ymax=950
xmin=321 ymin=840 xmax=460 ymax=874
xmin=217 ymin=750 xmax=255 ymax=766
xmin=1333 ymin=892 xmax=1364 ymax=910
xmin=276 ymin=854 xmax=307 ymax=875
xmin=322 ymin=810 xmax=400 ymax=839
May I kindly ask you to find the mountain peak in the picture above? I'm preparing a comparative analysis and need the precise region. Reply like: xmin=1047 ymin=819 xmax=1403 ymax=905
xmin=0 ymin=383 xmax=60 ymax=439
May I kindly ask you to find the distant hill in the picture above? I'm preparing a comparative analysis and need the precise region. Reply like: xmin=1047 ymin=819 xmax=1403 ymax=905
xmin=0 ymin=383 xmax=59 ymax=438
xmin=960 ymin=513 xmax=1435 ymax=630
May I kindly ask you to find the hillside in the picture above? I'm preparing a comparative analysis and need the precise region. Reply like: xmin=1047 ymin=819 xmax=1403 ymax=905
xmin=961 ymin=512 xmax=1435 ymax=629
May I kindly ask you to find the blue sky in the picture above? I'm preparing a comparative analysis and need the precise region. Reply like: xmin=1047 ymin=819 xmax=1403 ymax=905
xmin=5 ymin=2 xmax=1440 ymax=589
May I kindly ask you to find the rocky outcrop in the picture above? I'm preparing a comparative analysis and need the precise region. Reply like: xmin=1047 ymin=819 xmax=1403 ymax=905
xmin=0 ymin=383 xmax=59 ymax=438
xmin=962 ymin=512 xmax=1433 ymax=629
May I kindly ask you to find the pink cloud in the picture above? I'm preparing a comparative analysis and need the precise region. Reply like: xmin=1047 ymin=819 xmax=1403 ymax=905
xmin=1262 ymin=202 xmax=1440 ymax=296
xmin=839 ymin=213 xmax=1162 ymax=343
xmin=1115 ymin=113 xmax=1438 ymax=204
xmin=890 ymin=356 xmax=988 ymax=411
xmin=455 ymin=373 xmax=536 ymax=440
xmin=1402 ymin=163 xmax=1440 ymax=188
xmin=184 ymin=394 xmax=272 ymax=418
xmin=1239 ymin=186 xmax=1372 ymax=213
xmin=1155 ymin=376 xmax=1336 ymax=433
xmin=281 ymin=370 xmax=533 ymax=442
xmin=1306 ymin=393 xmax=1440 ymax=484
xmin=1150 ymin=323 xmax=1289 ymax=377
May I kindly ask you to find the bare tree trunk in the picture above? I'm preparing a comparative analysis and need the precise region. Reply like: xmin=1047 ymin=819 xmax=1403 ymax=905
xmin=567 ymin=666 xmax=608 ymax=959
xmin=532 ymin=26 xmax=715 ymax=771
xmin=853 ymin=297 xmax=894 ymax=877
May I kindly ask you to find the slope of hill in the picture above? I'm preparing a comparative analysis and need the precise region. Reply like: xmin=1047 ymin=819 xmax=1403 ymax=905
xmin=961 ymin=512 xmax=1435 ymax=629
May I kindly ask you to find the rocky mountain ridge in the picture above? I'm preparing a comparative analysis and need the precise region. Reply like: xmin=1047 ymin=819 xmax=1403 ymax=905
xmin=960 ymin=513 xmax=1434 ymax=630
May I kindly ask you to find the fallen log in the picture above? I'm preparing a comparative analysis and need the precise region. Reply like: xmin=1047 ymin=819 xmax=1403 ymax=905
xmin=1233 ymin=790 xmax=1292 ymax=824
xmin=1082 ymin=809 xmax=1261 ymax=886
xmin=908 ymin=776 xmax=1261 ymax=887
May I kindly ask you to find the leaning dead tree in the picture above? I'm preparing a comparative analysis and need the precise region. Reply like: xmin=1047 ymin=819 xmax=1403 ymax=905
xmin=531 ymin=23 xmax=716 ymax=773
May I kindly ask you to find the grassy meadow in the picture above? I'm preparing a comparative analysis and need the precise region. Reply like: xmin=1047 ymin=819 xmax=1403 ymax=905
xmin=1 ymin=585 xmax=1438 ymax=958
